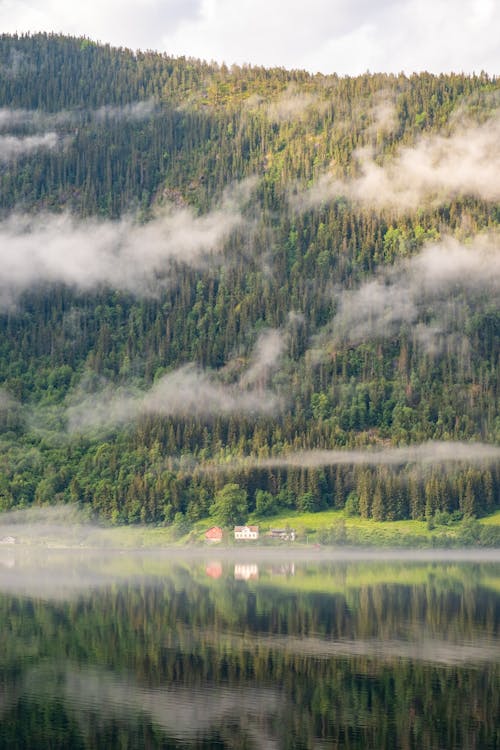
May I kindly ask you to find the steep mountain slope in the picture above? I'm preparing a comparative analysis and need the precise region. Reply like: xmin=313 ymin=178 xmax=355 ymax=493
xmin=0 ymin=33 xmax=499 ymax=523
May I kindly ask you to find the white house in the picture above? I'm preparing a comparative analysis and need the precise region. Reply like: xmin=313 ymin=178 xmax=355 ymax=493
xmin=234 ymin=525 xmax=259 ymax=540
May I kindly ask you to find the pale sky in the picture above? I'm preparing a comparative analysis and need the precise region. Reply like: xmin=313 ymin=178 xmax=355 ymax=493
xmin=1 ymin=0 xmax=499 ymax=76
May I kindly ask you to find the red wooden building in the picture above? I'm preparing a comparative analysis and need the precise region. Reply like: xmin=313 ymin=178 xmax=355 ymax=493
xmin=205 ymin=526 xmax=223 ymax=543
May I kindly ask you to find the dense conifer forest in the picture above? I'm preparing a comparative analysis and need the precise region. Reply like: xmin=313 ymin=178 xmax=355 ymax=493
xmin=0 ymin=33 xmax=499 ymax=526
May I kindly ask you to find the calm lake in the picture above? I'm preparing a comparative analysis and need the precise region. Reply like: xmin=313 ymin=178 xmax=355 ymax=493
xmin=0 ymin=549 xmax=499 ymax=749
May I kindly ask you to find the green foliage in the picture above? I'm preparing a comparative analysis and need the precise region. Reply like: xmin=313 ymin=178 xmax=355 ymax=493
xmin=254 ymin=489 xmax=277 ymax=516
xmin=210 ymin=483 xmax=248 ymax=527
xmin=317 ymin=519 xmax=348 ymax=545
xmin=172 ymin=511 xmax=190 ymax=538
xmin=344 ymin=491 xmax=360 ymax=517
xmin=298 ymin=491 xmax=322 ymax=513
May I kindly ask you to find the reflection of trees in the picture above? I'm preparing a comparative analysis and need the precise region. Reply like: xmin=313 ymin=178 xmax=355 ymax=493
xmin=20 ymin=663 xmax=281 ymax=746
xmin=0 ymin=563 xmax=499 ymax=747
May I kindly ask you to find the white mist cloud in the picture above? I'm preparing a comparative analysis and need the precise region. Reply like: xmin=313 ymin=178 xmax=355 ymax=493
xmin=0 ymin=100 xmax=158 ymax=162
xmin=92 ymin=99 xmax=159 ymax=122
xmin=366 ymin=96 xmax=398 ymax=136
xmin=0 ymin=132 xmax=59 ymax=160
xmin=211 ymin=441 xmax=500 ymax=471
xmin=247 ymin=86 xmax=323 ymax=123
xmin=0 ymin=99 xmax=158 ymax=131
xmin=0 ymin=106 xmax=71 ymax=129
xmin=297 ymin=112 xmax=500 ymax=212
xmin=0 ymin=389 xmax=17 ymax=410
xmin=239 ymin=329 xmax=286 ymax=388
xmin=321 ymin=234 xmax=500 ymax=351
xmin=65 ymin=360 xmax=282 ymax=434
xmin=144 ymin=364 xmax=281 ymax=416
xmin=0 ymin=108 xmax=37 ymax=128
xmin=0 ymin=179 xmax=255 ymax=308
xmin=64 ymin=327 xmax=287 ymax=433
xmin=0 ymin=48 xmax=33 ymax=78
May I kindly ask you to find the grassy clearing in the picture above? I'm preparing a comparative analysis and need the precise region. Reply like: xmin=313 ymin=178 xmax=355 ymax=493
xmin=252 ymin=510 xmax=433 ymax=544
xmin=92 ymin=525 xmax=176 ymax=548
xmin=481 ymin=510 xmax=500 ymax=526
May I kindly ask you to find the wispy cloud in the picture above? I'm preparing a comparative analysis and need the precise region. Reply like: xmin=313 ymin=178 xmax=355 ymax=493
xmin=92 ymin=99 xmax=159 ymax=122
xmin=245 ymin=85 xmax=324 ymax=122
xmin=0 ymin=107 xmax=73 ymax=130
xmin=0 ymin=178 xmax=256 ymax=309
xmin=0 ymin=108 xmax=40 ymax=128
xmin=314 ymin=234 xmax=500 ymax=352
xmin=0 ymin=47 xmax=33 ymax=78
xmin=0 ymin=132 xmax=60 ymax=160
xmin=63 ymin=327 xmax=286 ymax=433
xmin=194 ymin=441 xmax=500 ymax=473
xmin=0 ymin=388 xmax=17 ymax=410
xmin=0 ymin=99 xmax=159 ymax=161
xmin=0 ymin=99 xmax=158 ymax=131
xmin=65 ymin=363 xmax=282 ymax=434
xmin=239 ymin=329 xmax=286 ymax=388
xmin=295 ymin=112 xmax=500 ymax=212
xmin=259 ymin=442 xmax=500 ymax=467
xmin=2 ymin=326 xmax=285 ymax=435
xmin=366 ymin=94 xmax=398 ymax=136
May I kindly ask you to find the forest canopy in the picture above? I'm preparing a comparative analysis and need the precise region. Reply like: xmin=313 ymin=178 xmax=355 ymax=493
xmin=0 ymin=33 xmax=499 ymax=525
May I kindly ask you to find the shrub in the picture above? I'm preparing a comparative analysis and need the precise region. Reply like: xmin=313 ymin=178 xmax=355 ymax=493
xmin=344 ymin=492 xmax=360 ymax=517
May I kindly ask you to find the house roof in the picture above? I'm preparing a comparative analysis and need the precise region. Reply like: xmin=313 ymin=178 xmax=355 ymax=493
xmin=234 ymin=525 xmax=259 ymax=532
xmin=205 ymin=526 xmax=223 ymax=537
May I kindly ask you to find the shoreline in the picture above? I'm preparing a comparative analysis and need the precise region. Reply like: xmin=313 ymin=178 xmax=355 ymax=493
xmin=1 ymin=542 xmax=500 ymax=562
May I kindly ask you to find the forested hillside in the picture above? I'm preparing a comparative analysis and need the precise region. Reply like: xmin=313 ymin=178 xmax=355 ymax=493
xmin=0 ymin=33 xmax=499 ymax=525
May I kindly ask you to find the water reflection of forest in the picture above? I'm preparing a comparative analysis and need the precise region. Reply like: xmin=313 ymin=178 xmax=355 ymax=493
xmin=0 ymin=559 xmax=499 ymax=748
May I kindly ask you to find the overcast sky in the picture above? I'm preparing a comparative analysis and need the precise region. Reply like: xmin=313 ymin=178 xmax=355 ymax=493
xmin=1 ymin=0 xmax=499 ymax=76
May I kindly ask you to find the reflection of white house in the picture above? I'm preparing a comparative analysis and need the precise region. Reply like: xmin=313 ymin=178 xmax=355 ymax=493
xmin=234 ymin=564 xmax=259 ymax=580
xmin=234 ymin=525 xmax=259 ymax=540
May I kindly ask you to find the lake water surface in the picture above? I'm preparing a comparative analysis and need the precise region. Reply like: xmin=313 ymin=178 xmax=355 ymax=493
xmin=0 ymin=549 xmax=499 ymax=749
